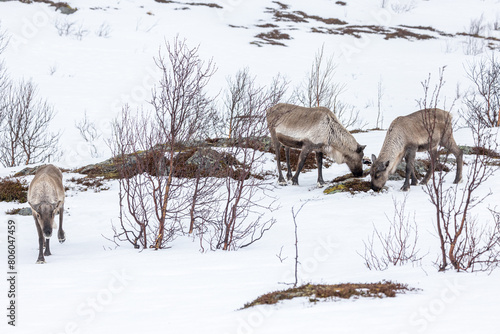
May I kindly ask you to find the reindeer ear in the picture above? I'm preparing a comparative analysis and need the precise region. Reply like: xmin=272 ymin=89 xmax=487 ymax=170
xmin=28 ymin=202 xmax=40 ymax=215
xmin=371 ymin=154 xmax=377 ymax=163
xmin=357 ymin=145 xmax=366 ymax=154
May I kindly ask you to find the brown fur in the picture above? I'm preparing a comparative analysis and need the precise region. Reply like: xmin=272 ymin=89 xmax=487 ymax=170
xmin=28 ymin=164 xmax=65 ymax=264
xmin=370 ymin=108 xmax=463 ymax=191
xmin=267 ymin=103 xmax=365 ymax=186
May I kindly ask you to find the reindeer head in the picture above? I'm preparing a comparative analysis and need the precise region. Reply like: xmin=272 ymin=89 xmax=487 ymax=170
xmin=370 ymin=154 xmax=390 ymax=191
xmin=344 ymin=144 xmax=366 ymax=177
xmin=30 ymin=201 xmax=60 ymax=238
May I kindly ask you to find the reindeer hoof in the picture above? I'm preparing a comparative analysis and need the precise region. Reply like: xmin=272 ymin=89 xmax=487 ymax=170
xmin=36 ymin=260 xmax=46 ymax=264
xmin=278 ymin=180 xmax=288 ymax=186
xmin=317 ymin=182 xmax=326 ymax=188
xmin=59 ymin=233 xmax=66 ymax=243
xmin=401 ymin=186 xmax=410 ymax=192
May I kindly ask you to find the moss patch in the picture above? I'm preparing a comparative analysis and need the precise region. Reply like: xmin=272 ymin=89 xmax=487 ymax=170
xmin=324 ymin=179 xmax=372 ymax=195
xmin=243 ymin=281 xmax=415 ymax=308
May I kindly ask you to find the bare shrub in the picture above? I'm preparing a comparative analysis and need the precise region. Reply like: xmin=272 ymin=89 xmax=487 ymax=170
xmin=376 ymin=77 xmax=384 ymax=129
xmin=111 ymin=37 xmax=215 ymax=250
xmin=74 ymin=23 xmax=89 ymax=41
xmin=202 ymin=71 xmax=281 ymax=251
xmin=213 ymin=68 xmax=288 ymax=139
xmin=391 ymin=1 xmax=416 ymax=13
xmin=75 ymin=111 xmax=101 ymax=158
xmin=463 ymin=54 xmax=500 ymax=128
xmin=111 ymin=106 xmax=179 ymax=249
xmin=469 ymin=14 xmax=486 ymax=36
xmin=111 ymin=39 xmax=279 ymax=252
xmin=463 ymin=15 xmax=486 ymax=56
xmin=420 ymin=69 xmax=500 ymax=272
xmin=95 ymin=22 xmax=111 ymax=38
xmin=360 ymin=196 xmax=423 ymax=271
xmin=294 ymin=46 xmax=364 ymax=129
xmin=0 ymin=24 xmax=8 ymax=122
xmin=55 ymin=18 xmax=76 ymax=36
xmin=0 ymin=80 xmax=60 ymax=167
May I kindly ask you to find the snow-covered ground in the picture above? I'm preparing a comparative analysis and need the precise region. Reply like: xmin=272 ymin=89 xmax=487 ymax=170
xmin=1 ymin=0 xmax=500 ymax=333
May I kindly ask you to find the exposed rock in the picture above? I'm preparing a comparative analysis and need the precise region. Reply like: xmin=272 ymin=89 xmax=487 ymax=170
xmin=17 ymin=207 xmax=32 ymax=216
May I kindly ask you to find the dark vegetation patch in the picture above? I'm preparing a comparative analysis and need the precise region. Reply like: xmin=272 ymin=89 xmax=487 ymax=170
xmin=67 ymin=176 xmax=110 ymax=192
xmin=459 ymin=145 xmax=500 ymax=159
xmin=70 ymin=137 xmax=270 ymax=181
xmin=6 ymin=207 xmax=32 ymax=216
xmin=295 ymin=11 xmax=347 ymax=25
xmin=243 ymin=281 xmax=415 ymax=308
xmin=252 ymin=30 xmax=291 ymax=47
xmin=229 ymin=25 xmax=248 ymax=29
xmin=20 ymin=0 xmax=77 ymax=14
xmin=265 ymin=4 xmax=347 ymax=25
xmin=154 ymin=0 xmax=222 ymax=9
xmin=384 ymin=28 xmax=435 ymax=40
xmin=311 ymin=25 xmax=434 ymax=40
xmin=335 ymin=1 xmax=347 ymax=5
xmin=0 ymin=177 xmax=28 ymax=203
xmin=6 ymin=208 xmax=22 ymax=215
xmin=272 ymin=1 xmax=289 ymax=10
xmin=456 ymin=32 xmax=500 ymax=42
xmin=256 ymin=23 xmax=279 ymax=28
xmin=399 ymin=25 xmax=454 ymax=37
xmin=324 ymin=178 xmax=371 ymax=195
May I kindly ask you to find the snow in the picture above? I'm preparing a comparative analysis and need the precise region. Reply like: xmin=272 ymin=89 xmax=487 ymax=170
xmin=1 ymin=0 xmax=500 ymax=333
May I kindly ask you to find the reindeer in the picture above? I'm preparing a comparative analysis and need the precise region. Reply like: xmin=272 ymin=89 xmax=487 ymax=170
xmin=266 ymin=103 xmax=366 ymax=186
xmin=27 ymin=164 xmax=65 ymax=264
xmin=370 ymin=108 xmax=463 ymax=192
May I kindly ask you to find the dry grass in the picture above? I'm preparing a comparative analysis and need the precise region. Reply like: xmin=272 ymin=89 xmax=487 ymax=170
xmin=243 ymin=281 xmax=415 ymax=308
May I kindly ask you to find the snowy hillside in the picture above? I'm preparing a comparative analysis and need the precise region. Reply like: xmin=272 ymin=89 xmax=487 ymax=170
xmin=1 ymin=0 xmax=500 ymax=333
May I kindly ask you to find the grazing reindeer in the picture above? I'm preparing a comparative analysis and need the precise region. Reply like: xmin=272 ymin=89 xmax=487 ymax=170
xmin=370 ymin=108 xmax=463 ymax=192
xmin=266 ymin=103 xmax=366 ymax=186
xmin=28 ymin=164 xmax=65 ymax=264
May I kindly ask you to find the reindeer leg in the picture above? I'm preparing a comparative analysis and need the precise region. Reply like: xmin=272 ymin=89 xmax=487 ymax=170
xmin=35 ymin=219 xmax=45 ymax=264
xmin=402 ymin=146 xmax=416 ymax=191
xmin=411 ymin=166 xmax=419 ymax=185
xmin=291 ymin=147 xmax=311 ymax=186
xmin=316 ymin=151 xmax=326 ymax=187
xmin=44 ymin=238 xmax=51 ymax=256
xmin=285 ymin=147 xmax=293 ymax=182
xmin=421 ymin=148 xmax=438 ymax=185
xmin=274 ymin=141 xmax=287 ymax=186
xmin=58 ymin=203 xmax=66 ymax=243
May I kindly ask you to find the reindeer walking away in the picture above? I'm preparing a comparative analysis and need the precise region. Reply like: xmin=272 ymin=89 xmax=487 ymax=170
xmin=370 ymin=108 xmax=463 ymax=192
xmin=28 ymin=164 xmax=66 ymax=264
xmin=267 ymin=103 xmax=366 ymax=186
